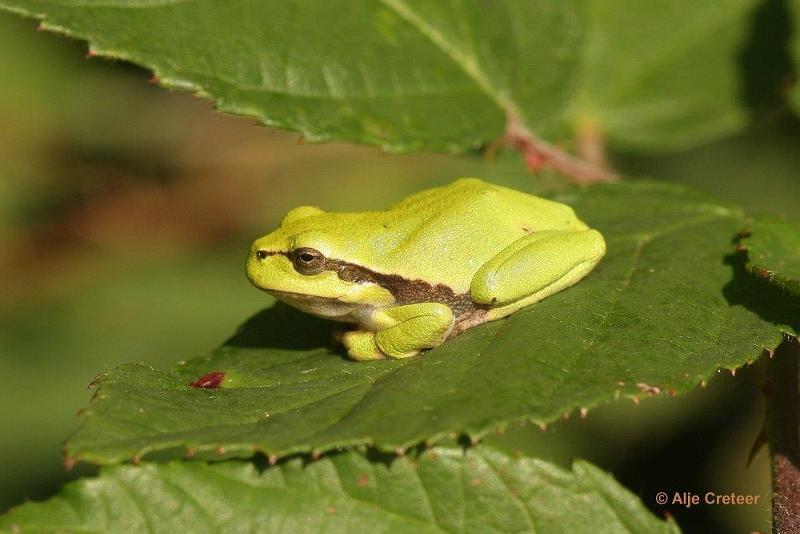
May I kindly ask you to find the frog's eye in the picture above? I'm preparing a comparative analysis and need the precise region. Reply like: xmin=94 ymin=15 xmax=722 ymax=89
xmin=290 ymin=247 xmax=326 ymax=275
xmin=255 ymin=250 xmax=268 ymax=260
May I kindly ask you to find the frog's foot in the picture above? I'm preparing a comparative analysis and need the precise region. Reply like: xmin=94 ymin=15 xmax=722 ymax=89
xmin=343 ymin=303 xmax=455 ymax=361
xmin=342 ymin=330 xmax=385 ymax=361
xmin=373 ymin=303 xmax=455 ymax=359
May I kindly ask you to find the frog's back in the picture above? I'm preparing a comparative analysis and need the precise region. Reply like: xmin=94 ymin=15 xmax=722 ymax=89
xmin=376 ymin=178 xmax=587 ymax=292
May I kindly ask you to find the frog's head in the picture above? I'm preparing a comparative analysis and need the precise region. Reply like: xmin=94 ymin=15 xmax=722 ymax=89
xmin=246 ymin=206 xmax=394 ymax=318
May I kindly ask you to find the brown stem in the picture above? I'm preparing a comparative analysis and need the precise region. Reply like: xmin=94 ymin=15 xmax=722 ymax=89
xmin=504 ymin=112 xmax=618 ymax=185
xmin=765 ymin=335 xmax=800 ymax=534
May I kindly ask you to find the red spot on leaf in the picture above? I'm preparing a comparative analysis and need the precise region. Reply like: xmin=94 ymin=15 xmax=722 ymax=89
xmin=190 ymin=371 xmax=225 ymax=389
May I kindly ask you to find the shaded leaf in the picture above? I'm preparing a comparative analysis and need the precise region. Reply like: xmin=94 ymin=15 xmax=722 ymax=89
xmin=742 ymin=217 xmax=800 ymax=300
xmin=0 ymin=0 xmax=754 ymax=152
xmin=791 ymin=0 xmax=800 ymax=112
xmin=65 ymin=182 xmax=790 ymax=464
xmin=1 ymin=446 xmax=680 ymax=533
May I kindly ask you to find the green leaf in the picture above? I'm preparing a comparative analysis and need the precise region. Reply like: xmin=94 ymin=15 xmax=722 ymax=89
xmin=1 ymin=446 xmax=679 ymax=534
xmin=0 ymin=0 xmax=754 ymax=152
xmin=742 ymin=217 xmax=800 ymax=301
xmin=65 ymin=182 xmax=790 ymax=465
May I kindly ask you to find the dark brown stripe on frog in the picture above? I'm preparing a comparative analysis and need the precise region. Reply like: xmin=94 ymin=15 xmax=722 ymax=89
xmin=264 ymin=251 xmax=476 ymax=315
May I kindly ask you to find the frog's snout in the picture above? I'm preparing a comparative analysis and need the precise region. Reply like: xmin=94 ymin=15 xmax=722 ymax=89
xmin=246 ymin=243 xmax=271 ymax=287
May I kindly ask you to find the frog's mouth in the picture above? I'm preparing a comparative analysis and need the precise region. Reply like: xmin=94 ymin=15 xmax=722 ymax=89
xmin=263 ymin=288 xmax=358 ymax=319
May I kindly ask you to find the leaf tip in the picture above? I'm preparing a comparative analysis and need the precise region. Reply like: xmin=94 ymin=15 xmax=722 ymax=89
xmin=87 ymin=372 xmax=107 ymax=390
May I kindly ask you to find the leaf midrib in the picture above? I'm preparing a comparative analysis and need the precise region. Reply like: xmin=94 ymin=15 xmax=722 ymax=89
xmin=378 ymin=0 xmax=509 ymax=111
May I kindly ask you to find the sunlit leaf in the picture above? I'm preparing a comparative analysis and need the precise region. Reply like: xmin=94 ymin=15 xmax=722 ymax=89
xmin=1 ymin=447 xmax=680 ymax=534
xmin=0 ymin=0 xmax=755 ymax=152
xmin=65 ymin=182 xmax=789 ymax=464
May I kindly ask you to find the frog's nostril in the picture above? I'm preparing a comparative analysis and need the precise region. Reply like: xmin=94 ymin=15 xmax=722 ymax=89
xmin=256 ymin=250 xmax=268 ymax=260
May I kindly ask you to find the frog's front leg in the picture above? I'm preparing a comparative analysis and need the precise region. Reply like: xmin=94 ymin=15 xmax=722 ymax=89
xmin=342 ymin=303 xmax=455 ymax=361
xmin=471 ymin=229 xmax=605 ymax=316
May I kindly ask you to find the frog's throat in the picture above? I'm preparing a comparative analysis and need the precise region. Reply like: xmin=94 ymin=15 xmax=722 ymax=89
xmin=267 ymin=251 xmax=477 ymax=316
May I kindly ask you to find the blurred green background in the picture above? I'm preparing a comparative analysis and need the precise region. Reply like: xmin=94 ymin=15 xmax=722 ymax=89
xmin=0 ymin=4 xmax=797 ymax=532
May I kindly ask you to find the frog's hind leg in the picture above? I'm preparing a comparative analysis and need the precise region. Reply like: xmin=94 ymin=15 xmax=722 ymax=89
xmin=470 ymin=229 xmax=605 ymax=320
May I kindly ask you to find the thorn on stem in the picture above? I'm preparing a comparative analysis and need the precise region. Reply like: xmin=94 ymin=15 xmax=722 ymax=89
xmin=504 ymin=109 xmax=618 ymax=185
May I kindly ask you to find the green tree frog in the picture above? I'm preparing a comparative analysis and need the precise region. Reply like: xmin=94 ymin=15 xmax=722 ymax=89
xmin=247 ymin=178 xmax=605 ymax=361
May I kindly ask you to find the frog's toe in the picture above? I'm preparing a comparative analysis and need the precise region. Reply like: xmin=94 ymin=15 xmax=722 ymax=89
xmin=342 ymin=330 xmax=385 ymax=361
